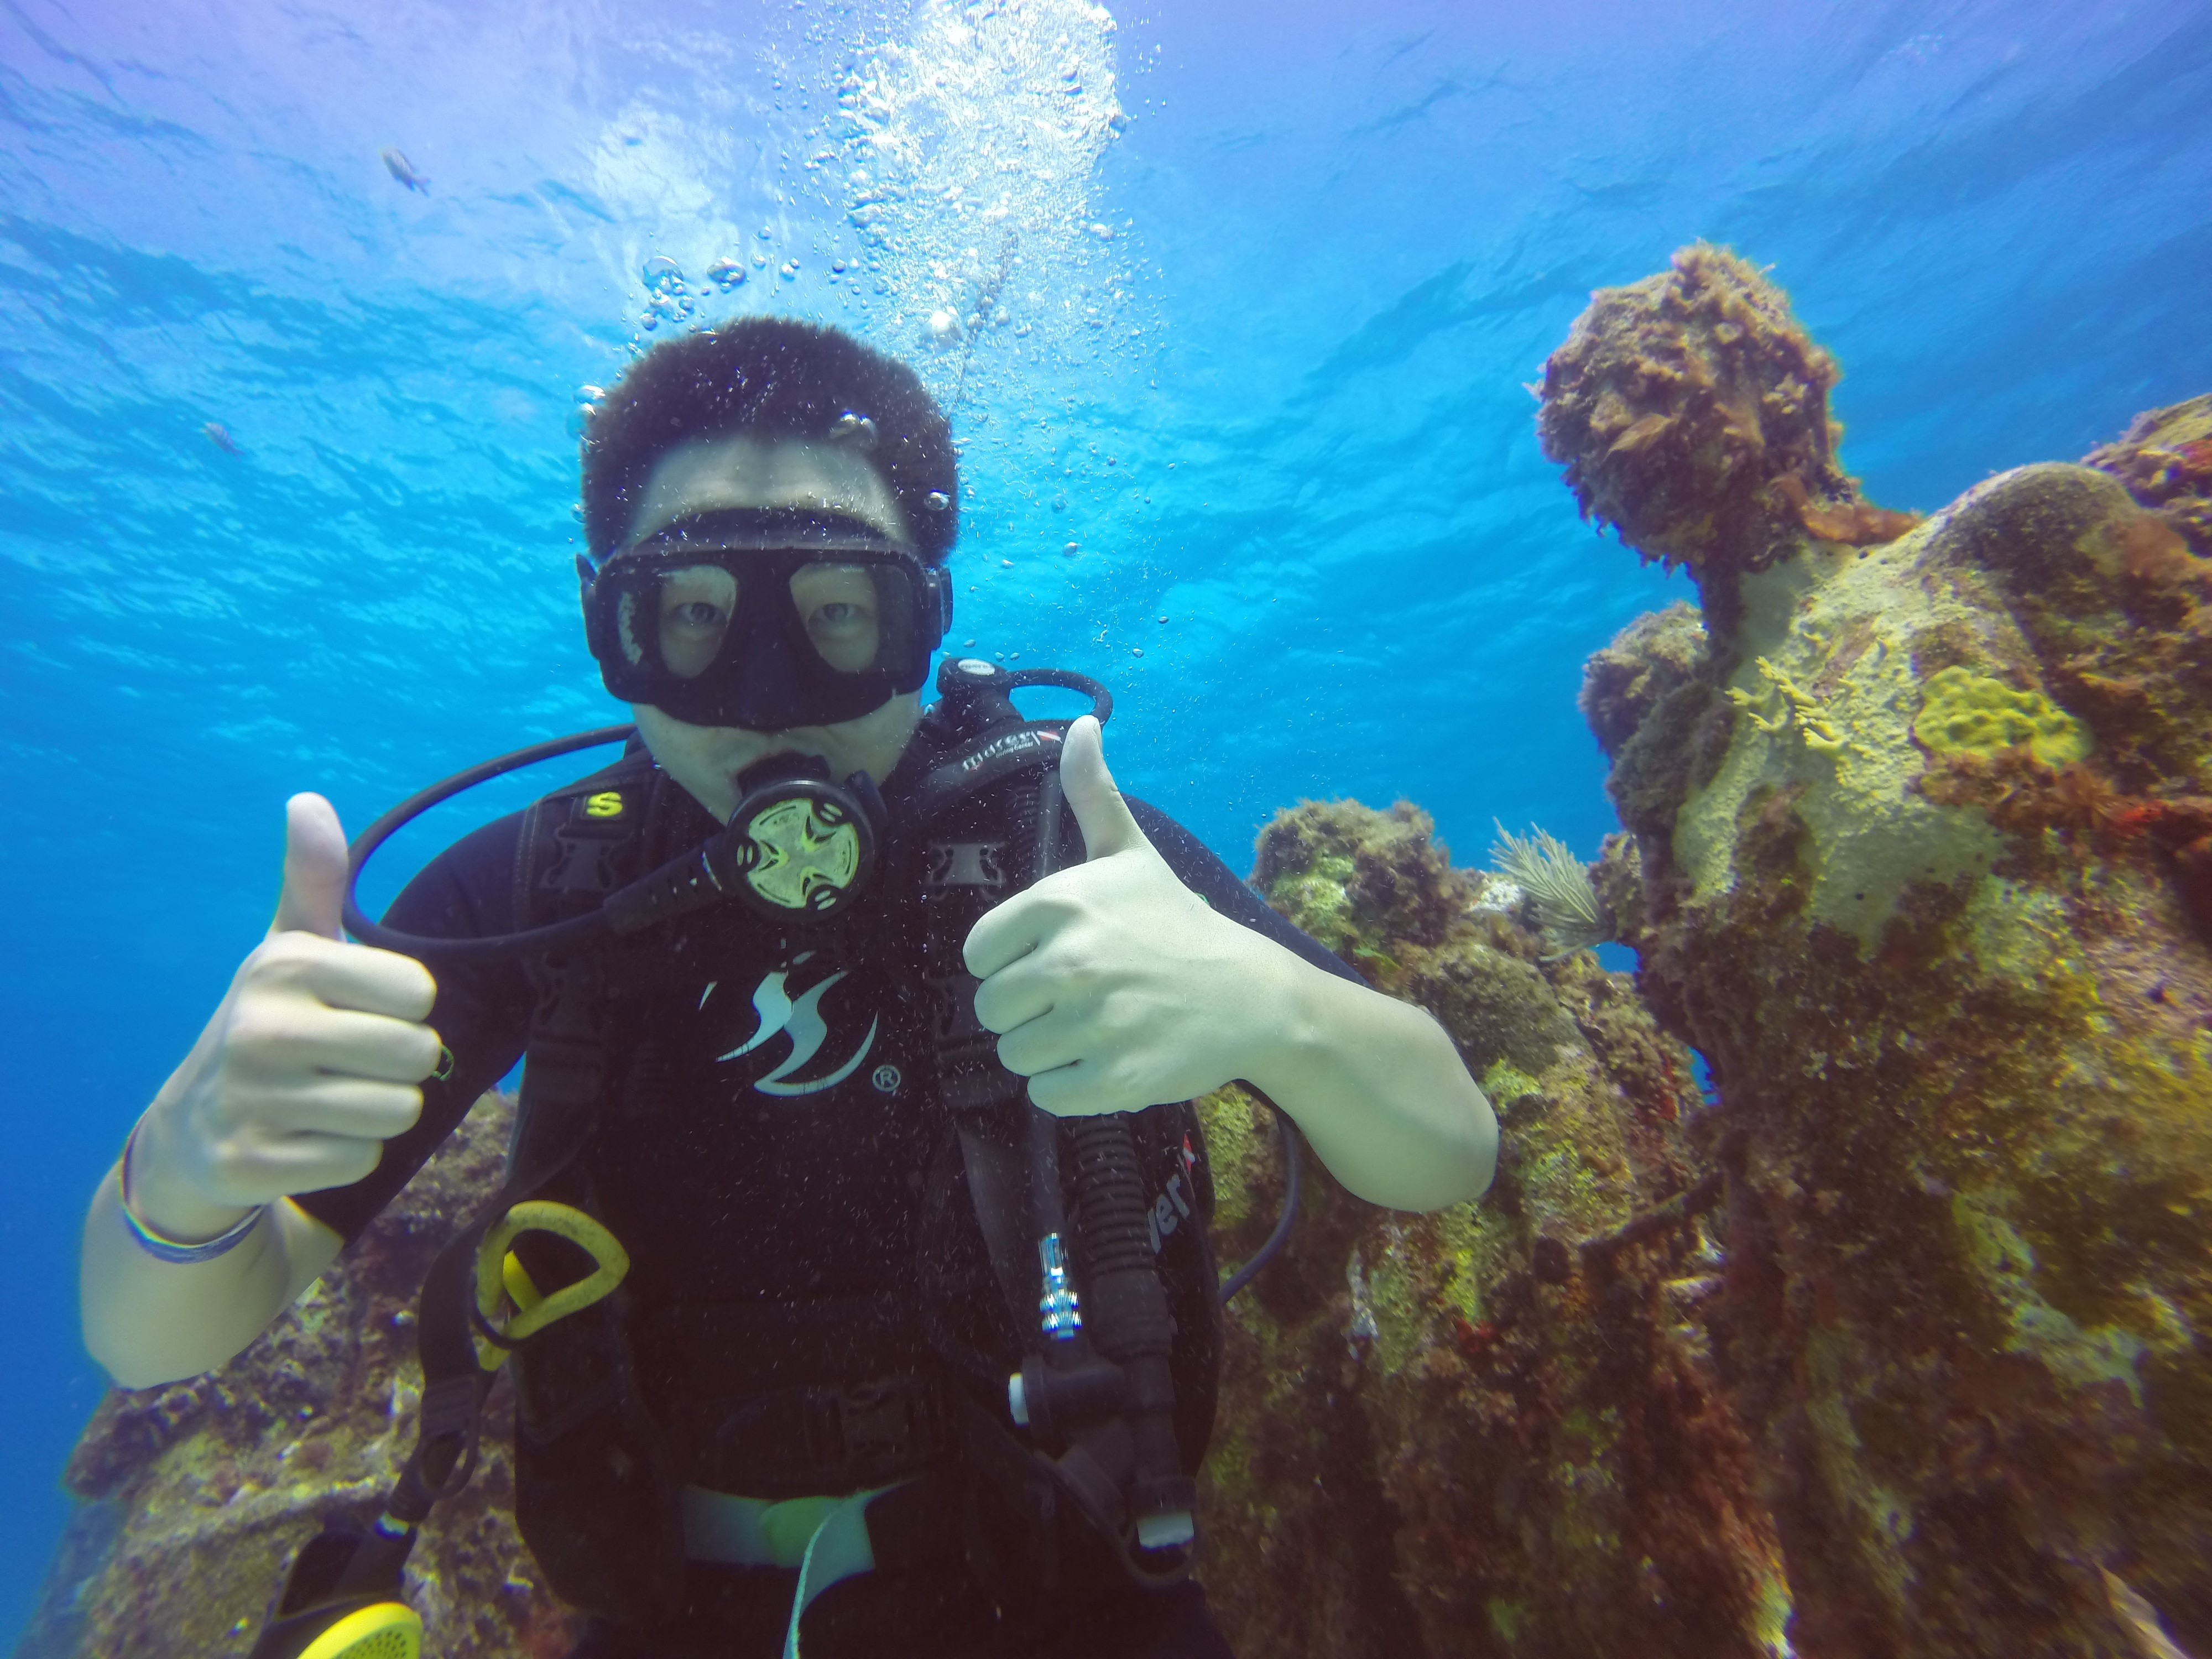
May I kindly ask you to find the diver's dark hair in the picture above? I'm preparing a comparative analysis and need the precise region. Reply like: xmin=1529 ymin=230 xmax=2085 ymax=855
xmin=580 ymin=319 xmax=958 ymax=564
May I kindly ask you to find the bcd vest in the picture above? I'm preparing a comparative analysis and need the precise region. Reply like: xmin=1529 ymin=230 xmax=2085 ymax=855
xmin=493 ymin=721 xmax=1225 ymax=1629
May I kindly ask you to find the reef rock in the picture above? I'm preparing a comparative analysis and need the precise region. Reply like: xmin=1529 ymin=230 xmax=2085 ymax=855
xmin=1196 ymin=800 xmax=1793 ymax=1659
xmin=2085 ymin=392 xmax=2212 ymax=553
xmin=15 ymin=1093 xmax=579 ymax=1659
xmin=1548 ymin=247 xmax=2212 ymax=1657
xmin=1538 ymin=243 xmax=1917 ymax=633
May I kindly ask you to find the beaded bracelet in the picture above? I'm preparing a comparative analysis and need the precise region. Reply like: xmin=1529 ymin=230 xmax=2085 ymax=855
xmin=118 ymin=1120 xmax=267 ymax=1266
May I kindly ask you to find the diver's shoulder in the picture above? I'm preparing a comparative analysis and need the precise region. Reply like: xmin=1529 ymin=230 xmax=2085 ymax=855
xmin=381 ymin=807 xmax=532 ymax=937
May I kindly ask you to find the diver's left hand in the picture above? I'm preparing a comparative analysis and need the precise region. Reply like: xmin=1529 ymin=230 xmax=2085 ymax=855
xmin=964 ymin=714 xmax=1293 ymax=1116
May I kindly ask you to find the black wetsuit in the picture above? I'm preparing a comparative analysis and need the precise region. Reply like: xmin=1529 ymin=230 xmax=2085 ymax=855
xmin=298 ymin=762 xmax=1354 ymax=1659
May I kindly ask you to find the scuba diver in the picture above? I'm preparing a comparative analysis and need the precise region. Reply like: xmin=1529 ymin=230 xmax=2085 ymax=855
xmin=79 ymin=319 xmax=1498 ymax=1659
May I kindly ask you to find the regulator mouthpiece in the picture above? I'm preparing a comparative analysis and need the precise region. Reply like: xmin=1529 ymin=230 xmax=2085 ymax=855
xmin=722 ymin=753 xmax=884 ymax=920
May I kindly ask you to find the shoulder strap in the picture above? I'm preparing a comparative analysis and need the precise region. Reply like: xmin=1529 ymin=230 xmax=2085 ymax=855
xmin=505 ymin=750 xmax=664 ymax=1194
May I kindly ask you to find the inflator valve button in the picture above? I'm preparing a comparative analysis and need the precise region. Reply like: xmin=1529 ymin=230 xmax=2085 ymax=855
xmin=1137 ymin=1511 xmax=1196 ymax=1550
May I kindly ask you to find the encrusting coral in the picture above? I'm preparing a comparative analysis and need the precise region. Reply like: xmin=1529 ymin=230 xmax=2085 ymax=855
xmin=1545 ymin=246 xmax=2212 ymax=1657
xmin=1197 ymin=798 xmax=1793 ymax=1659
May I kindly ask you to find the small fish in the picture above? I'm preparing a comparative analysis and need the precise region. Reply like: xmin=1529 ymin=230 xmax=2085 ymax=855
xmin=203 ymin=421 xmax=242 ymax=456
xmin=380 ymin=149 xmax=430 ymax=194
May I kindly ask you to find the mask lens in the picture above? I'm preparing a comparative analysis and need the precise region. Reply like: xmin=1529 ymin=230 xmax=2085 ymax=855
xmin=789 ymin=561 xmax=907 ymax=675
xmin=647 ymin=564 xmax=739 ymax=679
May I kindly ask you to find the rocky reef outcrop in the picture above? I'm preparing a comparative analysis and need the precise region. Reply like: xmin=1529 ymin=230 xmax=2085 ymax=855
xmin=15 ymin=1094 xmax=582 ymax=1659
xmin=1546 ymin=249 xmax=2211 ymax=1656
xmin=1537 ymin=244 xmax=1918 ymax=634
xmin=1194 ymin=801 xmax=1794 ymax=1658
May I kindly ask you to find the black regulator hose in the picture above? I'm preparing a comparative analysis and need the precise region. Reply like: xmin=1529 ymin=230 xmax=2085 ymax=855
xmin=342 ymin=725 xmax=638 ymax=962
xmin=1217 ymin=1096 xmax=1302 ymax=1306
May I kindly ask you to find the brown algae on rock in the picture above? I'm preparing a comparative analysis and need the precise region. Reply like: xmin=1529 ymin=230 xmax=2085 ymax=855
xmin=1547 ymin=246 xmax=2212 ymax=1656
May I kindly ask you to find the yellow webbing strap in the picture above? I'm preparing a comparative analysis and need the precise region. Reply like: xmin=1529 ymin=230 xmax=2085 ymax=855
xmin=502 ymin=1251 xmax=544 ymax=1312
xmin=295 ymin=1600 xmax=422 ymax=1659
xmin=473 ymin=1201 xmax=629 ymax=1371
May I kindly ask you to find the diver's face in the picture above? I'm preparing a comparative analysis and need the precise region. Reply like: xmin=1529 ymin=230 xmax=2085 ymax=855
xmin=624 ymin=434 xmax=924 ymax=822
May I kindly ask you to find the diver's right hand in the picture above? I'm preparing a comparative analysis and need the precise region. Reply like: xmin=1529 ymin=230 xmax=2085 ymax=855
xmin=126 ymin=794 xmax=441 ymax=1238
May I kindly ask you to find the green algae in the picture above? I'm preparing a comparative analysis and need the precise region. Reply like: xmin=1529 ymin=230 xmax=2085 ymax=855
xmin=1265 ymin=852 xmax=1357 ymax=953
xmin=1480 ymin=1060 xmax=1543 ymax=1106
xmin=1486 ymin=1595 xmax=1528 ymax=1646
xmin=1195 ymin=1084 xmax=1267 ymax=1235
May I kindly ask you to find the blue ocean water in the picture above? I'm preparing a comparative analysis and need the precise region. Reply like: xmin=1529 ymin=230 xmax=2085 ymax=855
xmin=2 ymin=0 xmax=2208 ymax=1643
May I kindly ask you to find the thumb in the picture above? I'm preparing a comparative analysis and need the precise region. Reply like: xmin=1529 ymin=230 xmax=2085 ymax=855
xmin=1060 ymin=715 xmax=1148 ymax=862
xmin=273 ymin=792 xmax=349 ymax=939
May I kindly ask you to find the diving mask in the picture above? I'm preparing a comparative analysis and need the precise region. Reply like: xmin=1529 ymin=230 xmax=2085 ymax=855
xmin=580 ymin=508 xmax=953 ymax=730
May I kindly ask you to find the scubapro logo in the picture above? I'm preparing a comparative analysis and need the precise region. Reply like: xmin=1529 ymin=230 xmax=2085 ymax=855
xmin=710 ymin=962 xmax=879 ymax=1097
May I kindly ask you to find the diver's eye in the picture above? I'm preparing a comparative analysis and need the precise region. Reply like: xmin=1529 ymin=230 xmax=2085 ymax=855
xmin=655 ymin=565 xmax=738 ymax=679
xmin=790 ymin=564 xmax=884 ymax=673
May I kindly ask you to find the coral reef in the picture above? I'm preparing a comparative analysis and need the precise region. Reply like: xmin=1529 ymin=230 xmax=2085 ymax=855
xmin=1537 ymin=243 xmax=1916 ymax=632
xmin=2084 ymin=393 xmax=2212 ymax=552
xmin=15 ymin=1095 xmax=580 ymax=1659
xmin=1548 ymin=251 xmax=2212 ymax=1657
xmin=1199 ymin=798 xmax=1791 ymax=1659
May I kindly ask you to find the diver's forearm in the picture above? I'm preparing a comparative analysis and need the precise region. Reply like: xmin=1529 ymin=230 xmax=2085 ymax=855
xmin=81 ymin=1166 xmax=342 ymax=1389
xmin=1243 ymin=963 xmax=1498 ymax=1213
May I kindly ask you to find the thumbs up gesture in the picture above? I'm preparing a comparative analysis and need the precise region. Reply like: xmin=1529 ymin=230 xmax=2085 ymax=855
xmin=964 ymin=717 xmax=1291 ymax=1117
xmin=127 ymin=796 xmax=443 ymax=1238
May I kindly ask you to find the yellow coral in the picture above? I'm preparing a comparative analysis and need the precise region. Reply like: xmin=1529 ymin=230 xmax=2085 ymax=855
xmin=1911 ymin=666 xmax=2091 ymax=766
xmin=1729 ymin=656 xmax=1848 ymax=752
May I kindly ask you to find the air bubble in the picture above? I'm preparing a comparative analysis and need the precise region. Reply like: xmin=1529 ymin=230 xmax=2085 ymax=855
xmin=925 ymin=491 xmax=951 ymax=511
xmin=707 ymin=258 xmax=747 ymax=290
xmin=1157 ymin=615 xmax=1168 ymax=624
xmin=1064 ymin=541 xmax=1079 ymax=556
xmin=642 ymin=255 xmax=684 ymax=294
xmin=780 ymin=263 xmax=797 ymax=280
xmin=1130 ymin=646 xmax=1144 ymax=658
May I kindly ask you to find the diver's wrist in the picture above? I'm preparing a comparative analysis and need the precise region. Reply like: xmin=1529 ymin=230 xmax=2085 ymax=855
xmin=118 ymin=1111 xmax=260 ymax=1251
xmin=1225 ymin=937 xmax=1330 ymax=1112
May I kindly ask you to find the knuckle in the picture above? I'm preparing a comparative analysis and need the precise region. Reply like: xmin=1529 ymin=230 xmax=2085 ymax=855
xmin=330 ymin=1140 xmax=384 ymax=1187
xmin=247 ymin=931 xmax=324 ymax=979
xmin=379 ymin=953 xmax=439 ymax=1016
xmin=221 ymin=1002 xmax=289 ymax=1060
